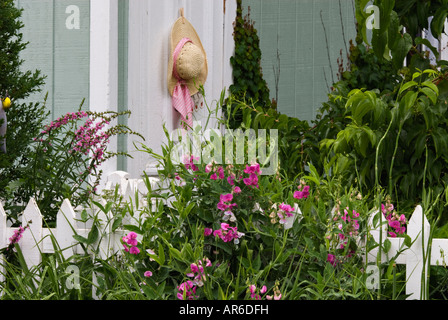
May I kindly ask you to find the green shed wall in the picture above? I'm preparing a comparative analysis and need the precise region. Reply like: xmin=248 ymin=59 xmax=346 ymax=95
xmin=16 ymin=0 xmax=90 ymax=120
xmin=242 ymin=0 xmax=357 ymax=121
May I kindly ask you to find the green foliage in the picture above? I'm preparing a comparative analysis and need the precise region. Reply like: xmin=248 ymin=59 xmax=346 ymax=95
xmin=322 ymin=70 xmax=448 ymax=206
xmin=223 ymin=94 xmax=312 ymax=179
xmin=2 ymin=106 xmax=143 ymax=225
xmin=225 ymin=0 xmax=274 ymax=128
xmin=0 ymin=0 xmax=45 ymax=100
xmin=309 ymin=1 xmax=448 ymax=215
xmin=0 ymin=0 xmax=48 ymax=205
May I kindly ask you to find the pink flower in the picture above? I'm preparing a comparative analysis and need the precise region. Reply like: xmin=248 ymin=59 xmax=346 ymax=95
xmin=130 ymin=246 xmax=140 ymax=255
xmin=217 ymin=193 xmax=237 ymax=211
xmin=122 ymin=232 xmax=140 ymax=254
xmin=244 ymin=163 xmax=261 ymax=174
xmin=205 ymin=163 xmax=213 ymax=173
xmin=177 ymin=281 xmax=197 ymax=300
xmin=388 ymin=231 xmax=397 ymax=238
xmin=213 ymin=223 xmax=244 ymax=244
xmin=233 ymin=186 xmax=241 ymax=193
xmin=144 ymin=271 xmax=153 ymax=277
xmin=249 ymin=284 xmax=267 ymax=300
xmin=183 ymin=155 xmax=199 ymax=172
xmin=389 ymin=220 xmax=401 ymax=229
xmin=217 ymin=166 xmax=225 ymax=179
xmin=220 ymin=193 xmax=233 ymax=203
xmin=243 ymin=173 xmax=259 ymax=188
xmin=204 ymin=228 xmax=213 ymax=236
xmin=210 ymin=173 xmax=217 ymax=180
xmin=8 ymin=226 xmax=28 ymax=247
xmin=294 ymin=185 xmax=310 ymax=199
xmin=327 ymin=253 xmax=337 ymax=266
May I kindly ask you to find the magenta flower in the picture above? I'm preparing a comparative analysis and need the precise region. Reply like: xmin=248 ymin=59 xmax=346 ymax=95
xmin=327 ymin=253 xmax=337 ymax=266
xmin=220 ymin=193 xmax=233 ymax=203
xmin=293 ymin=185 xmax=310 ymax=199
xmin=144 ymin=271 xmax=153 ymax=277
xmin=204 ymin=228 xmax=213 ymax=236
xmin=213 ymin=223 xmax=244 ymax=244
xmin=244 ymin=163 xmax=261 ymax=174
xmin=233 ymin=186 xmax=241 ymax=193
xmin=183 ymin=154 xmax=199 ymax=172
xmin=122 ymin=232 xmax=140 ymax=255
xmin=249 ymin=284 xmax=267 ymax=300
xmin=7 ymin=226 xmax=28 ymax=250
xmin=177 ymin=281 xmax=197 ymax=300
xmin=217 ymin=193 xmax=237 ymax=211
xmin=243 ymin=173 xmax=259 ymax=188
xmin=217 ymin=166 xmax=225 ymax=179
xmin=130 ymin=246 xmax=140 ymax=255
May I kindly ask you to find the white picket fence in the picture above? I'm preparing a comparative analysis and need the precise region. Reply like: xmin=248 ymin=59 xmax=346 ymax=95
xmin=366 ymin=205 xmax=448 ymax=300
xmin=1 ymin=170 xmax=448 ymax=300
xmin=0 ymin=171 xmax=160 ymax=298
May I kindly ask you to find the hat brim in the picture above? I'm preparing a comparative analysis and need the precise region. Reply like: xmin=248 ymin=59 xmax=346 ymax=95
xmin=168 ymin=16 xmax=208 ymax=97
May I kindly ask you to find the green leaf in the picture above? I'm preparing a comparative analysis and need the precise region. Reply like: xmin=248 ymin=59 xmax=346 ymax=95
xmin=87 ymin=225 xmax=99 ymax=245
xmin=158 ymin=241 xmax=166 ymax=265
xmin=388 ymin=11 xmax=400 ymax=50
xmin=415 ymin=37 xmax=439 ymax=59
xmin=169 ymin=247 xmax=183 ymax=262
xmin=421 ymin=80 xmax=439 ymax=96
xmin=431 ymin=6 xmax=448 ymax=38
xmin=383 ymin=238 xmax=391 ymax=253
xmin=404 ymin=234 xmax=412 ymax=248
xmin=123 ymin=224 xmax=143 ymax=234
xmin=112 ymin=216 xmax=123 ymax=232
xmin=420 ymin=87 xmax=437 ymax=105
xmin=73 ymin=234 xmax=89 ymax=244
xmin=392 ymin=33 xmax=413 ymax=70
xmin=398 ymin=80 xmax=418 ymax=97
xmin=180 ymin=202 xmax=196 ymax=219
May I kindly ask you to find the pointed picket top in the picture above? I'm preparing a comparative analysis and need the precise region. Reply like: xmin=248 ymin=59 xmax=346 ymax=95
xmin=20 ymin=198 xmax=43 ymax=268
xmin=407 ymin=205 xmax=430 ymax=241
xmin=137 ymin=179 xmax=148 ymax=196
xmin=107 ymin=170 xmax=130 ymax=182
xmin=406 ymin=205 xmax=430 ymax=261
xmin=105 ymin=171 xmax=129 ymax=191
xmin=22 ymin=198 xmax=43 ymax=229
xmin=56 ymin=199 xmax=78 ymax=259
xmin=122 ymin=179 xmax=133 ymax=201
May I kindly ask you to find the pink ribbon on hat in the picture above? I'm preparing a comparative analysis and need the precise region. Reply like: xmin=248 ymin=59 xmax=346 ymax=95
xmin=172 ymin=37 xmax=194 ymax=129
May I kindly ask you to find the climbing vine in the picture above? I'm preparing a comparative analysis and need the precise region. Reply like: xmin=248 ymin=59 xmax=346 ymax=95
xmin=225 ymin=0 xmax=273 ymax=128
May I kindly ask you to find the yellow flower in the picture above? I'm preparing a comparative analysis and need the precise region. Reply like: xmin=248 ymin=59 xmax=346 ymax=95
xmin=2 ymin=97 xmax=11 ymax=109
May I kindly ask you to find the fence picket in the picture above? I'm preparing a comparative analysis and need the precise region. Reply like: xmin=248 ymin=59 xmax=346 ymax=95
xmin=56 ymin=198 xmax=78 ymax=260
xmin=405 ymin=205 xmax=430 ymax=299
xmin=20 ymin=198 xmax=43 ymax=269
xmin=365 ymin=204 xmax=448 ymax=299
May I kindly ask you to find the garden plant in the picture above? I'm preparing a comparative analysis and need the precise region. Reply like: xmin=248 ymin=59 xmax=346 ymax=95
xmin=3 ymin=0 xmax=448 ymax=301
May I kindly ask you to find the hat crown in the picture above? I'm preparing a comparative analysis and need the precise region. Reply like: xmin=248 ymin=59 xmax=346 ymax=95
xmin=176 ymin=42 xmax=204 ymax=80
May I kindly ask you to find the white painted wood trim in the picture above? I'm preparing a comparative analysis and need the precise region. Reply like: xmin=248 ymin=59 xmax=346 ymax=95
xmin=89 ymin=0 xmax=119 ymax=187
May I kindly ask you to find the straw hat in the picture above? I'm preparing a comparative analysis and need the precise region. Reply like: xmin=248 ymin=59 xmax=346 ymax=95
xmin=167 ymin=9 xmax=208 ymax=97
